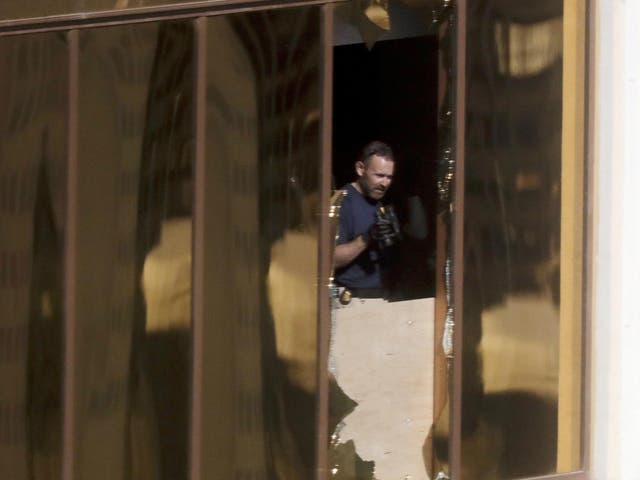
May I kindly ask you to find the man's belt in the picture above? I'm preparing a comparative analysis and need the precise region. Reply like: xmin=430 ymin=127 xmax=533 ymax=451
xmin=338 ymin=287 xmax=385 ymax=305
xmin=350 ymin=288 xmax=384 ymax=298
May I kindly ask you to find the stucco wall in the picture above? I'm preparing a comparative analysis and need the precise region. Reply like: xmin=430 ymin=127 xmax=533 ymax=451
xmin=592 ymin=0 xmax=640 ymax=478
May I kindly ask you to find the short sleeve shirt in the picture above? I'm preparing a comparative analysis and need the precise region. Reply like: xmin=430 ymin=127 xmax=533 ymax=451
xmin=334 ymin=183 xmax=384 ymax=288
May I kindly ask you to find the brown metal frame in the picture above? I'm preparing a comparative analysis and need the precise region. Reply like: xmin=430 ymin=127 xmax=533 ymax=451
xmin=449 ymin=0 xmax=466 ymax=476
xmin=191 ymin=15 xmax=207 ymax=480
xmin=0 ymin=0 xmax=342 ymax=36
xmin=315 ymin=3 xmax=334 ymax=480
xmin=62 ymin=28 xmax=79 ymax=480
xmin=519 ymin=473 xmax=589 ymax=480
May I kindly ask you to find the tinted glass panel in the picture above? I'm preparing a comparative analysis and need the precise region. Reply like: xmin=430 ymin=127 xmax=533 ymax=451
xmin=0 ymin=32 xmax=67 ymax=480
xmin=199 ymin=8 xmax=321 ymax=478
xmin=461 ymin=0 xmax=586 ymax=477
xmin=75 ymin=21 xmax=193 ymax=480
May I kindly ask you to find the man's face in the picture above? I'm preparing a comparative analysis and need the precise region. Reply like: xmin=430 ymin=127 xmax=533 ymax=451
xmin=355 ymin=154 xmax=395 ymax=201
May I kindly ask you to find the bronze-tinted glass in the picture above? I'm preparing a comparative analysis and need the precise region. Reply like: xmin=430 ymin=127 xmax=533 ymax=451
xmin=461 ymin=0 xmax=586 ymax=477
xmin=75 ymin=21 xmax=193 ymax=480
xmin=200 ymin=8 xmax=321 ymax=478
xmin=0 ymin=32 xmax=67 ymax=480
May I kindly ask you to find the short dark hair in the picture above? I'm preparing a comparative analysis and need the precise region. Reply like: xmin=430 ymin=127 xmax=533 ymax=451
xmin=359 ymin=140 xmax=394 ymax=165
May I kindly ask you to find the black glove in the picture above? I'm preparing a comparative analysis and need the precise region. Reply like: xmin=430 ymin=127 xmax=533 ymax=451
xmin=363 ymin=206 xmax=402 ymax=248
xmin=370 ymin=215 xmax=395 ymax=243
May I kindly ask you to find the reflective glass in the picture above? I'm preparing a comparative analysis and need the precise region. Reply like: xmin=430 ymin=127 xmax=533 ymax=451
xmin=76 ymin=21 xmax=193 ymax=480
xmin=199 ymin=8 xmax=321 ymax=478
xmin=461 ymin=0 xmax=586 ymax=477
xmin=0 ymin=32 xmax=67 ymax=480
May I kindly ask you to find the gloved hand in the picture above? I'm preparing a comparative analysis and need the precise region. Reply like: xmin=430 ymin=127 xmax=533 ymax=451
xmin=370 ymin=215 xmax=395 ymax=244
xmin=363 ymin=206 xmax=402 ymax=248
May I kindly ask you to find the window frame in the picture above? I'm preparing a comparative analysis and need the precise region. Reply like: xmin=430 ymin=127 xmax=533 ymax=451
xmin=0 ymin=0 xmax=595 ymax=477
xmin=449 ymin=0 xmax=596 ymax=478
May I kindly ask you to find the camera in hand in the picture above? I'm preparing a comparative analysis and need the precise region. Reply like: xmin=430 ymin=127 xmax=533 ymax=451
xmin=373 ymin=205 xmax=402 ymax=249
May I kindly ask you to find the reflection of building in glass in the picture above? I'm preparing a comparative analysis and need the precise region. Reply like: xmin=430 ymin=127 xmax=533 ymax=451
xmin=460 ymin=1 xmax=579 ymax=478
xmin=0 ymin=33 xmax=68 ymax=480
xmin=202 ymin=16 xmax=266 ymax=479
xmin=201 ymin=10 xmax=322 ymax=479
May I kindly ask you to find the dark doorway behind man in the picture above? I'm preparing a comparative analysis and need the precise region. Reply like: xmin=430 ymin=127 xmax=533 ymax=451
xmin=333 ymin=35 xmax=439 ymax=299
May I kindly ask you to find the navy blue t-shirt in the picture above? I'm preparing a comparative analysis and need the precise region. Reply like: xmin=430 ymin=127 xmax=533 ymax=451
xmin=334 ymin=183 xmax=385 ymax=289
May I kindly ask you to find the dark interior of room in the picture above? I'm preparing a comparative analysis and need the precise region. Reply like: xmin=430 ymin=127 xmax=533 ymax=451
xmin=332 ymin=35 xmax=439 ymax=299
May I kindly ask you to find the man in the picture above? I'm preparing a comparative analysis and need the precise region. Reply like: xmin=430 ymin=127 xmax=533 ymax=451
xmin=329 ymin=141 xmax=433 ymax=480
xmin=334 ymin=140 xmax=400 ymax=293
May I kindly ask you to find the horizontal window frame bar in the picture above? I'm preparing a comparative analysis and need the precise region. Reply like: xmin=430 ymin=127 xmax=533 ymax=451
xmin=0 ymin=0 xmax=345 ymax=36
xmin=516 ymin=471 xmax=589 ymax=480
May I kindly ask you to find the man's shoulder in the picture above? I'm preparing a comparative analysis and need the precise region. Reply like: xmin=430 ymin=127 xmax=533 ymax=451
xmin=334 ymin=184 xmax=351 ymax=207
xmin=339 ymin=184 xmax=360 ymax=204
xmin=338 ymin=183 xmax=355 ymax=194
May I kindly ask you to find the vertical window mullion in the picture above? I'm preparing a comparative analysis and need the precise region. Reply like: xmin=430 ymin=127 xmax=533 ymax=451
xmin=63 ymin=27 xmax=79 ymax=480
xmin=191 ymin=15 xmax=207 ymax=480
xmin=451 ymin=0 xmax=467 ymax=476
xmin=315 ymin=4 xmax=333 ymax=480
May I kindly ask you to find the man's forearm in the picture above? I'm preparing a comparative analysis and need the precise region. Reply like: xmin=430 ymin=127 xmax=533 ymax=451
xmin=334 ymin=236 xmax=368 ymax=269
